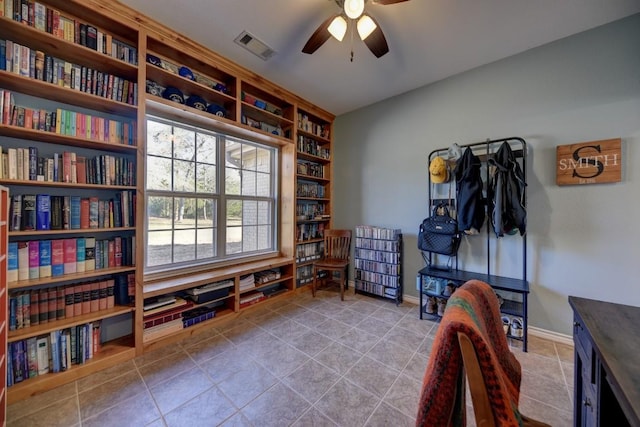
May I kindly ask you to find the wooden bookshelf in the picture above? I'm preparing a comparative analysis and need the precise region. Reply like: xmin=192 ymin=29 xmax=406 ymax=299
xmin=2 ymin=0 xmax=334 ymax=403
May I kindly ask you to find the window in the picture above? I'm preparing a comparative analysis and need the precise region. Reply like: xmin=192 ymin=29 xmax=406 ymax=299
xmin=145 ymin=118 xmax=277 ymax=272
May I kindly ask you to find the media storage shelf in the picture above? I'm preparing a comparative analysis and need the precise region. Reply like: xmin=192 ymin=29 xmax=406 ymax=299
xmin=354 ymin=226 xmax=403 ymax=305
xmin=8 ymin=305 xmax=135 ymax=342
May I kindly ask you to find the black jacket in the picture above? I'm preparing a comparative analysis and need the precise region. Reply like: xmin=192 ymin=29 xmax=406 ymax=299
xmin=454 ymin=147 xmax=485 ymax=234
xmin=488 ymin=142 xmax=527 ymax=237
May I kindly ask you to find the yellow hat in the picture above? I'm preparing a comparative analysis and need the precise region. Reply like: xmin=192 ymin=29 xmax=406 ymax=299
xmin=429 ymin=156 xmax=449 ymax=184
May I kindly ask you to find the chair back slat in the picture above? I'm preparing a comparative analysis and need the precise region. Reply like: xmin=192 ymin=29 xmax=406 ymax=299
xmin=323 ymin=229 xmax=351 ymax=260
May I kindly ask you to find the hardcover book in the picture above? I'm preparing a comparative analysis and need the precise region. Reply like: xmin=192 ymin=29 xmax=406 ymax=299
xmin=36 ymin=193 xmax=51 ymax=230
xmin=85 ymin=237 xmax=96 ymax=271
xmin=39 ymin=239 xmax=52 ymax=278
xmin=17 ymin=241 xmax=29 ymax=281
xmin=51 ymin=239 xmax=65 ymax=276
xmin=63 ymin=238 xmax=77 ymax=274
xmin=21 ymin=194 xmax=36 ymax=230
xmin=8 ymin=241 xmax=18 ymax=282
xmin=28 ymin=241 xmax=40 ymax=279
xmin=70 ymin=196 xmax=81 ymax=229
xmin=76 ymin=238 xmax=86 ymax=273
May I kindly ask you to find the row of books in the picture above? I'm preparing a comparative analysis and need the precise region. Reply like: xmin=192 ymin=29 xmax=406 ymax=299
xmin=142 ymin=298 xmax=219 ymax=341
xmin=297 ymin=113 xmax=330 ymax=139
xmin=0 ymin=91 xmax=137 ymax=145
xmin=354 ymin=237 xmax=401 ymax=252
xmin=297 ymin=135 xmax=330 ymax=159
xmin=8 ymin=236 xmax=135 ymax=282
xmin=8 ymin=275 xmax=133 ymax=330
xmin=11 ymin=191 xmax=135 ymax=232
xmin=295 ymin=265 xmax=326 ymax=287
xmin=1 ymin=0 xmax=138 ymax=65
xmin=354 ymin=269 xmax=400 ymax=287
xmin=354 ymin=225 xmax=402 ymax=240
xmin=0 ymin=147 xmax=136 ymax=186
xmin=7 ymin=322 xmax=101 ymax=387
xmin=296 ymin=160 xmax=324 ymax=178
xmin=296 ymin=222 xmax=325 ymax=243
xmin=296 ymin=201 xmax=328 ymax=218
xmin=354 ymin=258 xmax=400 ymax=276
xmin=354 ymin=248 xmax=401 ymax=265
xmin=295 ymin=241 xmax=323 ymax=264
xmin=1 ymin=39 xmax=138 ymax=105
xmin=296 ymin=182 xmax=326 ymax=198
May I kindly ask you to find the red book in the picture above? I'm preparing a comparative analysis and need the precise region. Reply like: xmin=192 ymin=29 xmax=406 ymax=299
xmin=114 ymin=237 xmax=122 ymax=267
xmin=56 ymin=287 xmax=65 ymax=319
xmin=63 ymin=238 xmax=77 ymax=274
xmin=51 ymin=239 xmax=65 ymax=276
xmin=63 ymin=151 xmax=72 ymax=183
xmin=99 ymin=281 xmax=108 ymax=310
xmin=65 ymin=285 xmax=75 ymax=318
xmin=73 ymin=284 xmax=83 ymax=316
xmin=48 ymin=288 xmax=57 ymax=321
xmin=90 ymin=282 xmax=100 ymax=312
xmin=76 ymin=156 xmax=87 ymax=184
xmin=80 ymin=198 xmax=90 ymax=228
xmin=108 ymin=240 xmax=115 ymax=267
xmin=82 ymin=283 xmax=91 ymax=314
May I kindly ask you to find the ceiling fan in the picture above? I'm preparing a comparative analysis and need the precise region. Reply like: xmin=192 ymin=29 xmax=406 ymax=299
xmin=302 ymin=0 xmax=409 ymax=60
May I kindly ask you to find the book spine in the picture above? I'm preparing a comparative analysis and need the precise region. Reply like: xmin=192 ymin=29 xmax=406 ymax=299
xmin=39 ymin=239 xmax=52 ymax=278
xmin=36 ymin=193 xmax=51 ymax=230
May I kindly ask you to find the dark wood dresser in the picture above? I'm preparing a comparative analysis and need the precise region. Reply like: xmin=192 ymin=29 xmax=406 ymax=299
xmin=569 ymin=296 xmax=640 ymax=427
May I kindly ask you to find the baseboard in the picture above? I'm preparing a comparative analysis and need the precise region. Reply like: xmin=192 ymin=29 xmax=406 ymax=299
xmin=528 ymin=326 xmax=573 ymax=347
xmin=397 ymin=292 xmax=574 ymax=347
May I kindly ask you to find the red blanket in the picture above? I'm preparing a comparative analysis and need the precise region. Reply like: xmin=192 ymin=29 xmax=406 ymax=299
xmin=416 ymin=280 xmax=523 ymax=427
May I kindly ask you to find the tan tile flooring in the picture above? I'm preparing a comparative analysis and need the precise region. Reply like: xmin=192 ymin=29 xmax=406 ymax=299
xmin=7 ymin=287 xmax=574 ymax=426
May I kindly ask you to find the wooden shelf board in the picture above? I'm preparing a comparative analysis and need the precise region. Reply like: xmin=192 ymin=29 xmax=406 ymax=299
xmin=239 ymin=275 xmax=293 ymax=295
xmin=144 ymin=256 xmax=294 ymax=298
xmin=296 ymin=197 xmax=330 ymax=202
xmin=6 ymin=335 xmax=135 ymax=404
xmin=296 ymin=237 xmax=324 ymax=245
xmin=0 ymin=179 xmax=136 ymax=190
xmin=297 ymin=128 xmax=330 ymax=144
xmin=142 ymin=308 xmax=236 ymax=350
xmin=0 ymin=16 xmax=138 ymax=81
xmin=296 ymin=151 xmax=331 ymax=164
xmin=0 ymin=71 xmax=137 ymax=118
xmin=146 ymin=64 xmax=236 ymax=107
xmin=8 ymin=266 xmax=136 ymax=290
xmin=241 ymin=102 xmax=293 ymax=128
xmin=9 ymin=227 xmax=136 ymax=237
xmin=146 ymin=97 xmax=292 ymax=147
xmin=8 ymin=306 xmax=135 ymax=342
xmin=0 ymin=124 xmax=138 ymax=153
xmin=295 ymin=174 xmax=329 ymax=183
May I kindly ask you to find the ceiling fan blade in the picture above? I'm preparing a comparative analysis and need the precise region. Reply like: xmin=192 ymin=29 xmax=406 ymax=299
xmin=302 ymin=15 xmax=338 ymax=54
xmin=362 ymin=16 xmax=389 ymax=58
xmin=373 ymin=0 xmax=410 ymax=5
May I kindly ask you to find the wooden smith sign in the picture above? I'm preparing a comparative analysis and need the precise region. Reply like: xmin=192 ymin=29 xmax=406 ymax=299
xmin=556 ymin=138 xmax=622 ymax=185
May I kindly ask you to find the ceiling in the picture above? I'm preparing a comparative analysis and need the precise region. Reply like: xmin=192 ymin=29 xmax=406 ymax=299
xmin=118 ymin=0 xmax=640 ymax=116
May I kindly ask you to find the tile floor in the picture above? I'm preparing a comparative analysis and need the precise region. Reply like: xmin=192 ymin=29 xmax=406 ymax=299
xmin=7 ymin=286 xmax=575 ymax=426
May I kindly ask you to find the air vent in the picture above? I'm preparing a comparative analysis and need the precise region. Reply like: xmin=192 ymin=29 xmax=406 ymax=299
xmin=234 ymin=31 xmax=276 ymax=61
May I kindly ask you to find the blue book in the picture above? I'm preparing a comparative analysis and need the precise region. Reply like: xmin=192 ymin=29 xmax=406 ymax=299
xmin=50 ymin=330 xmax=61 ymax=373
xmin=8 ymin=242 xmax=18 ymax=283
xmin=9 ymin=296 xmax=17 ymax=331
xmin=95 ymin=240 xmax=102 ymax=270
xmin=70 ymin=196 xmax=81 ymax=229
xmin=0 ymin=40 xmax=6 ymax=71
xmin=39 ymin=240 xmax=52 ymax=278
xmin=76 ymin=238 xmax=86 ymax=273
xmin=36 ymin=194 xmax=51 ymax=230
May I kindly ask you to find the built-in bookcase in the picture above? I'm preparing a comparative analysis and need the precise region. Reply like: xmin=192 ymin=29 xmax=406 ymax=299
xmin=0 ymin=0 xmax=334 ymax=403
xmin=295 ymin=108 xmax=332 ymax=288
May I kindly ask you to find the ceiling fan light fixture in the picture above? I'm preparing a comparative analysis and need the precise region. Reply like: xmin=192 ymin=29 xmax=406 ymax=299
xmin=357 ymin=15 xmax=377 ymax=40
xmin=344 ymin=0 xmax=365 ymax=19
xmin=328 ymin=16 xmax=348 ymax=41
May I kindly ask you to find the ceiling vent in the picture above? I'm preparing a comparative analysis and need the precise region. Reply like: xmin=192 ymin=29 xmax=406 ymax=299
xmin=234 ymin=31 xmax=276 ymax=61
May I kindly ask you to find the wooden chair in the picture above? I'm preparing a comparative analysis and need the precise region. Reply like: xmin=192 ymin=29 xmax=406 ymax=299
xmin=312 ymin=229 xmax=351 ymax=301
xmin=416 ymin=280 xmax=551 ymax=427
